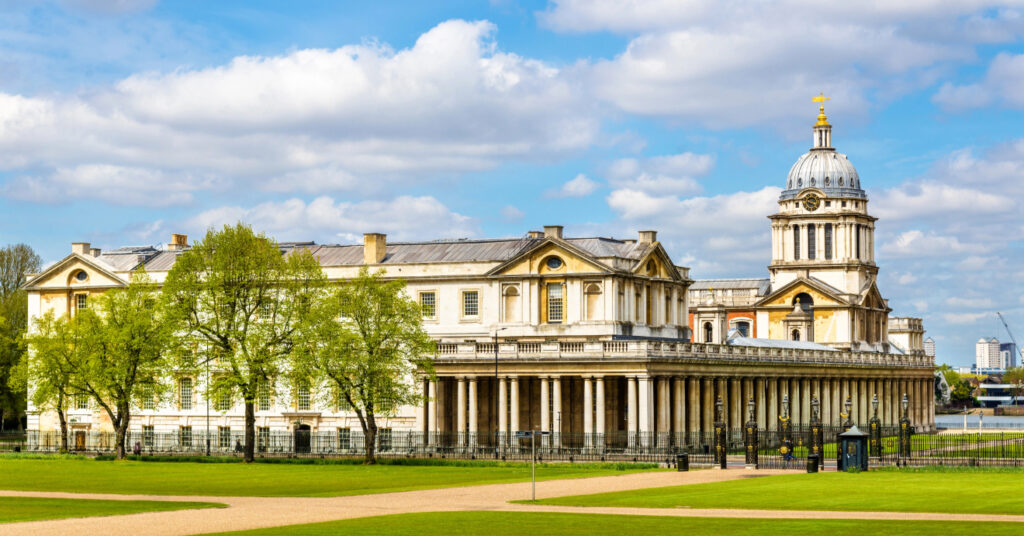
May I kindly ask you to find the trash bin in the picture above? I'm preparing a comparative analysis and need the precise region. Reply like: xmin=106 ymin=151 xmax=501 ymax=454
xmin=806 ymin=453 xmax=819 ymax=473
xmin=676 ymin=453 xmax=689 ymax=472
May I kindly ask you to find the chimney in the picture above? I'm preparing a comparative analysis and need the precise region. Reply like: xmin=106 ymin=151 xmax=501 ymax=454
xmin=363 ymin=233 xmax=387 ymax=264
xmin=168 ymin=234 xmax=189 ymax=251
xmin=71 ymin=242 xmax=90 ymax=256
xmin=527 ymin=231 xmax=543 ymax=239
xmin=89 ymin=248 xmax=101 ymax=257
xmin=639 ymin=230 xmax=657 ymax=244
xmin=543 ymin=225 xmax=563 ymax=239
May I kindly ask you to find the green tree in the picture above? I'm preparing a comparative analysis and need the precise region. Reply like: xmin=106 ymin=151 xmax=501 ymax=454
xmin=1004 ymin=367 xmax=1024 ymax=406
xmin=23 ymin=311 xmax=83 ymax=453
xmin=294 ymin=267 xmax=434 ymax=464
xmin=68 ymin=270 xmax=172 ymax=459
xmin=162 ymin=224 xmax=325 ymax=462
xmin=0 ymin=244 xmax=42 ymax=431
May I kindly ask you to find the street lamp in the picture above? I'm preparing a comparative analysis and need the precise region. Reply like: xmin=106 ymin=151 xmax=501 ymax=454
xmin=493 ymin=326 xmax=507 ymax=458
xmin=871 ymin=393 xmax=879 ymax=419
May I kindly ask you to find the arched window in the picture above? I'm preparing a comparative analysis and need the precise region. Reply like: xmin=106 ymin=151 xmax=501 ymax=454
xmin=793 ymin=225 xmax=801 ymax=260
xmin=735 ymin=321 xmax=751 ymax=337
xmin=793 ymin=293 xmax=814 ymax=311
xmin=807 ymin=223 xmax=816 ymax=260
xmin=704 ymin=322 xmax=714 ymax=343
xmin=584 ymin=283 xmax=601 ymax=321
xmin=791 ymin=329 xmax=801 ymax=341
xmin=503 ymin=286 xmax=520 ymax=322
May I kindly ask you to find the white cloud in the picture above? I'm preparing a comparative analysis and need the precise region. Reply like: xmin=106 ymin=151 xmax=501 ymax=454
xmin=188 ymin=195 xmax=477 ymax=243
xmin=872 ymin=182 xmax=1014 ymax=221
xmin=933 ymin=52 xmax=1024 ymax=111
xmin=1 ymin=164 xmax=223 ymax=206
xmin=944 ymin=312 xmax=991 ymax=324
xmin=605 ymin=152 xmax=713 ymax=195
xmin=879 ymin=230 xmax=989 ymax=258
xmin=545 ymin=173 xmax=599 ymax=198
xmin=500 ymin=205 xmax=525 ymax=222
xmin=897 ymin=273 xmax=918 ymax=285
xmin=0 ymin=20 xmax=598 ymax=204
xmin=945 ymin=296 xmax=995 ymax=308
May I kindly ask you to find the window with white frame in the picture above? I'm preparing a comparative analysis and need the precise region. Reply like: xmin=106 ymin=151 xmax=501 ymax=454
xmin=218 ymin=426 xmax=231 ymax=449
xmin=179 ymin=378 xmax=193 ymax=410
xmin=338 ymin=427 xmax=351 ymax=450
xmin=462 ymin=290 xmax=479 ymax=318
xmin=297 ymin=385 xmax=311 ymax=411
xmin=75 ymin=393 xmax=89 ymax=410
xmin=143 ymin=425 xmax=154 ymax=448
xmin=76 ymin=293 xmax=88 ymax=310
xmin=258 ymin=381 xmax=271 ymax=411
xmin=419 ymin=291 xmax=436 ymax=319
xmin=179 ymin=426 xmax=192 ymax=448
xmin=378 ymin=428 xmax=393 ymax=451
xmin=217 ymin=388 xmax=232 ymax=412
xmin=142 ymin=384 xmax=156 ymax=410
xmin=257 ymin=427 xmax=270 ymax=451
xmin=546 ymin=283 xmax=563 ymax=323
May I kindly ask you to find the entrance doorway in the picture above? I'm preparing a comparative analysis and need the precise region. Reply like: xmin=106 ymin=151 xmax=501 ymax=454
xmin=294 ymin=424 xmax=311 ymax=454
xmin=74 ymin=431 xmax=86 ymax=451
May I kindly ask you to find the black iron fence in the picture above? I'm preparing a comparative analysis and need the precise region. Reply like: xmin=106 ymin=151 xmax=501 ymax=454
xmin=8 ymin=428 xmax=1024 ymax=467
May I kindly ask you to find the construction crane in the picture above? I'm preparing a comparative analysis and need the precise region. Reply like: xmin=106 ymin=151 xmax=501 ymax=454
xmin=997 ymin=312 xmax=1023 ymax=364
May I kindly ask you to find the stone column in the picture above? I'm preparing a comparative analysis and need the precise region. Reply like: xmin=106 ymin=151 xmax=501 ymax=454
xmin=767 ymin=378 xmax=778 ymax=429
xmin=540 ymin=377 xmax=550 ymax=446
xmin=658 ymin=377 xmax=671 ymax=446
xmin=860 ymin=379 xmax=870 ymax=427
xmin=497 ymin=376 xmax=507 ymax=443
xmin=790 ymin=378 xmax=801 ymax=427
xmin=801 ymin=378 xmax=811 ymax=427
xmin=595 ymin=376 xmax=606 ymax=446
xmin=583 ymin=376 xmax=593 ymax=447
xmin=627 ymin=376 xmax=638 ymax=446
xmin=509 ymin=376 xmax=520 ymax=434
xmin=468 ymin=377 xmax=478 ymax=447
xmin=552 ymin=376 xmax=562 ymax=448
xmin=687 ymin=377 xmax=699 ymax=434
xmin=673 ymin=377 xmax=685 ymax=442
xmin=415 ymin=377 xmax=426 ymax=441
xmin=820 ymin=378 xmax=831 ymax=426
xmin=427 ymin=379 xmax=438 ymax=445
xmin=756 ymin=378 xmax=766 ymax=430
xmin=457 ymin=377 xmax=467 ymax=446
xmin=730 ymin=377 xmax=742 ymax=430
xmin=928 ymin=376 xmax=936 ymax=432
xmin=849 ymin=378 xmax=859 ymax=425
xmin=832 ymin=377 xmax=842 ymax=426
xmin=638 ymin=375 xmax=652 ymax=447
xmin=702 ymin=377 xmax=714 ymax=435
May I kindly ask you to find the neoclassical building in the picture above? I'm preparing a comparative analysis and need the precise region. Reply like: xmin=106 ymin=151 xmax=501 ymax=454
xmin=23 ymin=102 xmax=935 ymax=453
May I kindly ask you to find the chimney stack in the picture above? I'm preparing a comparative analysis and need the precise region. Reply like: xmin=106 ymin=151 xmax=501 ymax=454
xmin=89 ymin=248 xmax=101 ymax=257
xmin=639 ymin=230 xmax=657 ymax=244
xmin=168 ymin=234 xmax=189 ymax=251
xmin=527 ymin=231 xmax=543 ymax=239
xmin=543 ymin=225 xmax=563 ymax=239
xmin=71 ymin=242 xmax=90 ymax=256
xmin=363 ymin=233 xmax=387 ymax=264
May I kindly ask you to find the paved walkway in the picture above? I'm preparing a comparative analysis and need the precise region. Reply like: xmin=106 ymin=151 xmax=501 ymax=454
xmin=2 ymin=469 xmax=1023 ymax=535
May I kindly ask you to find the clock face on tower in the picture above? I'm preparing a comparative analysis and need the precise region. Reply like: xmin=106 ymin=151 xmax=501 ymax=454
xmin=802 ymin=194 xmax=821 ymax=212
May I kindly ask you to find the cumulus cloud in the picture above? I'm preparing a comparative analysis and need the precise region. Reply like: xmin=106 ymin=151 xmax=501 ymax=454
xmin=0 ymin=20 xmax=597 ymax=203
xmin=500 ymin=205 xmax=525 ymax=222
xmin=188 ymin=195 xmax=477 ymax=243
xmin=872 ymin=182 xmax=1014 ymax=221
xmin=879 ymin=230 xmax=989 ymax=258
xmin=545 ymin=174 xmax=599 ymax=198
xmin=2 ymin=164 xmax=222 ymax=206
xmin=945 ymin=296 xmax=995 ymax=308
xmin=933 ymin=53 xmax=1024 ymax=111
xmin=605 ymin=152 xmax=713 ymax=195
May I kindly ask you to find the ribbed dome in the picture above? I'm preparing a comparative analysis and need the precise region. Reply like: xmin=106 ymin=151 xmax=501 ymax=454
xmin=780 ymin=149 xmax=866 ymax=200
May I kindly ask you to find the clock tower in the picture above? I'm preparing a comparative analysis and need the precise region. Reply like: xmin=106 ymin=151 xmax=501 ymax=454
xmin=760 ymin=96 xmax=891 ymax=349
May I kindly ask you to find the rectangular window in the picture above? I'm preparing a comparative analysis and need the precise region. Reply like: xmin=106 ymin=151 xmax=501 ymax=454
xmin=76 ymin=293 xmax=88 ymax=310
xmin=338 ymin=427 xmax=351 ymax=450
xmin=378 ymin=428 xmax=392 ymax=452
xmin=856 ymin=224 xmax=862 ymax=260
xmin=75 ymin=393 xmax=89 ymax=410
xmin=793 ymin=225 xmax=801 ymax=260
xmin=179 ymin=378 xmax=193 ymax=410
xmin=258 ymin=382 xmax=271 ymax=411
xmin=142 ymin=384 xmax=155 ymax=410
xmin=217 ymin=389 xmax=232 ymax=412
xmin=546 ymin=283 xmax=563 ymax=323
xmin=218 ymin=426 xmax=231 ymax=449
xmin=257 ymin=427 xmax=270 ymax=452
xmin=179 ymin=426 xmax=192 ymax=448
xmin=419 ymin=292 xmax=436 ymax=319
xmin=143 ymin=425 xmax=154 ymax=448
xmin=462 ymin=291 xmax=479 ymax=317
xmin=335 ymin=389 xmax=353 ymax=412
xmin=824 ymin=223 xmax=833 ymax=260
xmin=807 ymin=223 xmax=816 ymax=260
xmin=297 ymin=386 xmax=311 ymax=411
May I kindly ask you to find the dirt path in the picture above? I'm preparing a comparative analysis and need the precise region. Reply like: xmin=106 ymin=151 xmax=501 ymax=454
xmin=1 ymin=469 xmax=1022 ymax=535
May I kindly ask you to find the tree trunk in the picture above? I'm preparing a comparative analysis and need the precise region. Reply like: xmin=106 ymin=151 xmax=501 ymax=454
xmin=56 ymin=404 xmax=68 ymax=455
xmin=114 ymin=406 xmax=130 ymax=460
xmin=364 ymin=414 xmax=377 ymax=465
xmin=244 ymin=400 xmax=255 ymax=463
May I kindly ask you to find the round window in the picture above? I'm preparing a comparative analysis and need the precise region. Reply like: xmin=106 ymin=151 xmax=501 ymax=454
xmin=75 ymin=271 xmax=87 ymax=282
xmin=545 ymin=257 xmax=563 ymax=270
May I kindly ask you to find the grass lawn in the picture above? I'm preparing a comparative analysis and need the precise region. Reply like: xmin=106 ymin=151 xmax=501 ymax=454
xmin=201 ymin=512 xmax=1024 ymax=535
xmin=0 ymin=458 xmax=658 ymax=497
xmin=0 ymin=496 xmax=222 ymax=524
xmin=531 ymin=469 xmax=1024 ymax=514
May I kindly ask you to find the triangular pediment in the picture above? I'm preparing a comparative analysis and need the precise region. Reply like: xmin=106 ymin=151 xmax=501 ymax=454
xmin=755 ymin=277 xmax=847 ymax=308
xmin=631 ymin=243 xmax=684 ymax=281
xmin=486 ymin=239 xmax=610 ymax=276
xmin=24 ymin=254 xmax=127 ymax=291
xmin=858 ymin=280 xmax=890 ymax=311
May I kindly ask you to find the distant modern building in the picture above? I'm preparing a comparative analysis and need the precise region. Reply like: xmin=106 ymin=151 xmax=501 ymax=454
xmin=1000 ymin=342 xmax=1018 ymax=370
xmin=888 ymin=317 xmax=925 ymax=355
xmin=923 ymin=337 xmax=936 ymax=359
xmin=976 ymin=337 xmax=1001 ymax=370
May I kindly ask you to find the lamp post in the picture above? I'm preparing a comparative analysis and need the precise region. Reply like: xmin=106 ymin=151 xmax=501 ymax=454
xmin=493 ymin=326 xmax=507 ymax=458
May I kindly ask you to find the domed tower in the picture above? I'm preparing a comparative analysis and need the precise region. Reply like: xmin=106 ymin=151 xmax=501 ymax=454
xmin=763 ymin=96 xmax=890 ymax=349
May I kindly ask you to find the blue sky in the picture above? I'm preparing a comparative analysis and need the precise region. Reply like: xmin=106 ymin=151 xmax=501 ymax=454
xmin=0 ymin=0 xmax=1022 ymax=366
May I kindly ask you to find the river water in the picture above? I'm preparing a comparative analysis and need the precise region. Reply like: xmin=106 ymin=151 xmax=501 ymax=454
xmin=936 ymin=414 xmax=1024 ymax=429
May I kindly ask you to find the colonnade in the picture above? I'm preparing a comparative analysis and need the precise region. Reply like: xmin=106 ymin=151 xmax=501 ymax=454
xmin=421 ymin=372 xmax=935 ymax=448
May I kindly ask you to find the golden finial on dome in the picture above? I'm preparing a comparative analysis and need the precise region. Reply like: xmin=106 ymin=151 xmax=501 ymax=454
xmin=813 ymin=92 xmax=830 ymax=126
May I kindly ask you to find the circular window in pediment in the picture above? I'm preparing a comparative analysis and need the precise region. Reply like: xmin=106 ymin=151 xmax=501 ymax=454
xmin=545 ymin=256 xmax=564 ymax=270
xmin=74 ymin=271 xmax=88 ymax=282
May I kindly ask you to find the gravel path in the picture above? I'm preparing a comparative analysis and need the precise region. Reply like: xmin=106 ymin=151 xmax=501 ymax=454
xmin=1 ymin=469 xmax=1022 ymax=535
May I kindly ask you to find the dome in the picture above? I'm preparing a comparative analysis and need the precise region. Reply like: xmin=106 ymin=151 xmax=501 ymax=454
xmin=780 ymin=150 xmax=866 ymax=200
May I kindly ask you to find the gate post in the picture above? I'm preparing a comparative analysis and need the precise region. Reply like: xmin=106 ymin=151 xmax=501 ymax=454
xmin=808 ymin=395 xmax=823 ymax=470
xmin=899 ymin=393 xmax=913 ymax=463
xmin=869 ymin=394 xmax=882 ymax=459
xmin=744 ymin=396 xmax=758 ymax=469
xmin=778 ymin=394 xmax=793 ymax=463
xmin=713 ymin=395 xmax=727 ymax=469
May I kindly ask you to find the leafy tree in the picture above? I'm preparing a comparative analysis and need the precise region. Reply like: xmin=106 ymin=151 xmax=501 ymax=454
xmin=65 ymin=270 xmax=172 ymax=459
xmin=0 ymin=244 xmax=42 ymax=431
xmin=294 ymin=267 xmax=434 ymax=464
xmin=1004 ymin=367 xmax=1024 ymax=406
xmin=23 ymin=311 xmax=83 ymax=453
xmin=162 ymin=224 xmax=325 ymax=462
